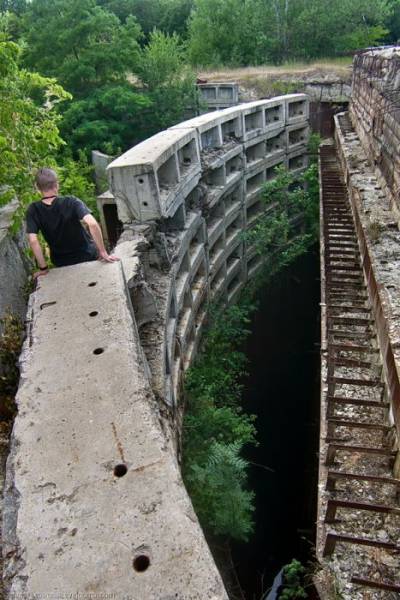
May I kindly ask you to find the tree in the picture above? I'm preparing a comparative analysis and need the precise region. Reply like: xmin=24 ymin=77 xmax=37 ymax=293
xmin=137 ymin=30 xmax=197 ymax=131
xmin=188 ymin=0 xmax=263 ymax=66
xmin=22 ymin=0 xmax=142 ymax=97
xmin=0 ymin=39 xmax=69 ymax=211
xmin=98 ymin=0 xmax=193 ymax=40
xmin=59 ymin=83 xmax=153 ymax=155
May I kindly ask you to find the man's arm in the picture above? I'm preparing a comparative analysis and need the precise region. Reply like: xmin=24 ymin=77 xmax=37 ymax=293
xmin=28 ymin=233 xmax=49 ymax=278
xmin=82 ymin=214 xmax=120 ymax=263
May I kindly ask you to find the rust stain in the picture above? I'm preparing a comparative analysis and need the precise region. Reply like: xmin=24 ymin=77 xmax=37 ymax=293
xmin=111 ymin=422 xmax=125 ymax=462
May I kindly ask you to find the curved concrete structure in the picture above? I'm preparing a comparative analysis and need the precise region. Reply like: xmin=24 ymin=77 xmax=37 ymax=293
xmin=2 ymin=96 xmax=310 ymax=595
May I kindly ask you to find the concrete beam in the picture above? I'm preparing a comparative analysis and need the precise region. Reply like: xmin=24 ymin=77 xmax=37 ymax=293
xmin=2 ymin=260 xmax=228 ymax=599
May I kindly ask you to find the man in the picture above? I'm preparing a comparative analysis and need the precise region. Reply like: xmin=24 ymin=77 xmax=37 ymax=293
xmin=26 ymin=168 xmax=119 ymax=278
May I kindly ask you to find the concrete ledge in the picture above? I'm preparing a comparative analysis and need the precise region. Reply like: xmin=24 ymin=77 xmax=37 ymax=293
xmin=3 ymin=260 xmax=228 ymax=598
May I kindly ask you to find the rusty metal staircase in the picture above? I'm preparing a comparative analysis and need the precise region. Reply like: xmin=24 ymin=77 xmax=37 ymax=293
xmin=319 ymin=143 xmax=400 ymax=596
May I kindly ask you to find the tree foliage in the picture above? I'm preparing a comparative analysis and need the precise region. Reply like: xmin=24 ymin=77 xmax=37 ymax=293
xmin=188 ymin=0 xmax=392 ymax=66
xmin=14 ymin=0 xmax=197 ymax=156
xmin=0 ymin=39 xmax=69 ymax=210
xmin=22 ymin=0 xmax=142 ymax=97
xmin=183 ymin=299 xmax=258 ymax=541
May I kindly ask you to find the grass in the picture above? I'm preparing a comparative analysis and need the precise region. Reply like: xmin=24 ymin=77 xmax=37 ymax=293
xmin=198 ymin=57 xmax=353 ymax=82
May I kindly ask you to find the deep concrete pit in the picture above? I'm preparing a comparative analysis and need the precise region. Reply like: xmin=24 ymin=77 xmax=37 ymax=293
xmin=232 ymin=247 xmax=321 ymax=599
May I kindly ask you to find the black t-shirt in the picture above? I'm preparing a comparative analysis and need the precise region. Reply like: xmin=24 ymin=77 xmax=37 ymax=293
xmin=26 ymin=196 xmax=98 ymax=267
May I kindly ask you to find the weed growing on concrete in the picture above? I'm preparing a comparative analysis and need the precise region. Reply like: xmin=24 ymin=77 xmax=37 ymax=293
xmin=0 ymin=312 xmax=23 ymax=420
xmin=367 ymin=219 xmax=384 ymax=243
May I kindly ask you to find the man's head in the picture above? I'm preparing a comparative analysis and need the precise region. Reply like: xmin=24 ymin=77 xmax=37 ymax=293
xmin=35 ymin=168 xmax=59 ymax=194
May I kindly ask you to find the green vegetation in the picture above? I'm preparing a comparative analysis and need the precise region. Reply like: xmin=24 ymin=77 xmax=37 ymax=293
xmin=183 ymin=140 xmax=319 ymax=542
xmin=279 ymin=559 xmax=307 ymax=599
xmin=188 ymin=0 xmax=394 ymax=66
xmin=183 ymin=299 xmax=258 ymax=541
xmin=0 ymin=313 xmax=23 ymax=419
xmin=1 ymin=0 xmax=400 ymax=222
xmin=245 ymin=163 xmax=319 ymax=280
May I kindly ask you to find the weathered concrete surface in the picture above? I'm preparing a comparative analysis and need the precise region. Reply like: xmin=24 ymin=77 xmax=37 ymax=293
xmin=0 ymin=199 xmax=31 ymax=338
xmin=3 ymin=259 xmax=228 ymax=598
xmin=350 ymin=47 xmax=400 ymax=220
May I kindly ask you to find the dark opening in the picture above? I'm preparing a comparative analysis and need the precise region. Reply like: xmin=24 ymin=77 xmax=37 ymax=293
xmin=114 ymin=464 xmax=128 ymax=478
xmin=231 ymin=246 xmax=320 ymax=599
xmin=133 ymin=554 xmax=150 ymax=572
xmin=89 ymin=311 xmax=99 ymax=317
xmin=103 ymin=203 xmax=123 ymax=248
xmin=309 ymin=101 xmax=348 ymax=137
xmin=93 ymin=348 xmax=104 ymax=355
xmin=88 ymin=282 xmax=97 ymax=287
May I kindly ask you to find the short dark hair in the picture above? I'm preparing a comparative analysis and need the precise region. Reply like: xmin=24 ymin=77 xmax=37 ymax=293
xmin=35 ymin=168 xmax=58 ymax=192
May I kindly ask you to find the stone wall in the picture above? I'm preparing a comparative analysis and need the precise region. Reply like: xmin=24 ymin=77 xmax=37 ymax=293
xmin=350 ymin=47 xmax=400 ymax=220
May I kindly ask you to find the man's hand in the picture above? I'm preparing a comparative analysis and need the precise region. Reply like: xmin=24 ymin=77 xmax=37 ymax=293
xmin=98 ymin=250 xmax=120 ymax=263
xmin=82 ymin=214 xmax=120 ymax=263
xmin=32 ymin=269 xmax=49 ymax=280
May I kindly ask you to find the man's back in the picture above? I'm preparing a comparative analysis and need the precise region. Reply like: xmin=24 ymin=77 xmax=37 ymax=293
xmin=26 ymin=195 xmax=97 ymax=267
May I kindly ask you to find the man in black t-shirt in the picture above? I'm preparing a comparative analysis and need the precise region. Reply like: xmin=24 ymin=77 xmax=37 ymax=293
xmin=26 ymin=168 xmax=119 ymax=278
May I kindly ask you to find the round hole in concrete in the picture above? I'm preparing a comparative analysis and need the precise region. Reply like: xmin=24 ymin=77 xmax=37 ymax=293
xmin=88 ymin=282 xmax=97 ymax=287
xmin=143 ymin=201 xmax=148 ymax=207
xmin=133 ymin=555 xmax=150 ymax=573
xmin=138 ymin=178 xmax=144 ymax=184
xmin=114 ymin=464 xmax=128 ymax=477
xmin=89 ymin=311 xmax=99 ymax=317
xmin=93 ymin=347 xmax=104 ymax=355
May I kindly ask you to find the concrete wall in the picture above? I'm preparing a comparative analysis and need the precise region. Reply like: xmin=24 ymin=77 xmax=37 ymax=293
xmin=106 ymin=96 xmax=310 ymax=410
xmin=197 ymin=83 xmax=240 ymax=112
xmin=3 ymin=96 xmax=310 ymax=596
xmin=350 ymin=47 xmax=400 ymax=221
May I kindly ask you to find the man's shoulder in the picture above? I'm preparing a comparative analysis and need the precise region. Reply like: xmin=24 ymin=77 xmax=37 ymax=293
xmin=58 ymin=195 xmax=81 ymax=204
xmin=26 ymin=200 xmax=42 ymax=214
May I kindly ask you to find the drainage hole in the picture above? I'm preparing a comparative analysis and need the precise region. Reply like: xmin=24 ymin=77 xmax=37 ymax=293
xmin=133 ymin=555 xmax=150 ymax=573
xmin=89 ymin=311 xmax=99 ymax=317
xmin=88 ymin=282 xmax=97 ymax=287
xmin=93 ymin=348 xmax=104 ymax=355
xmin=114 ymin=464 xmax=128 ymax=478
